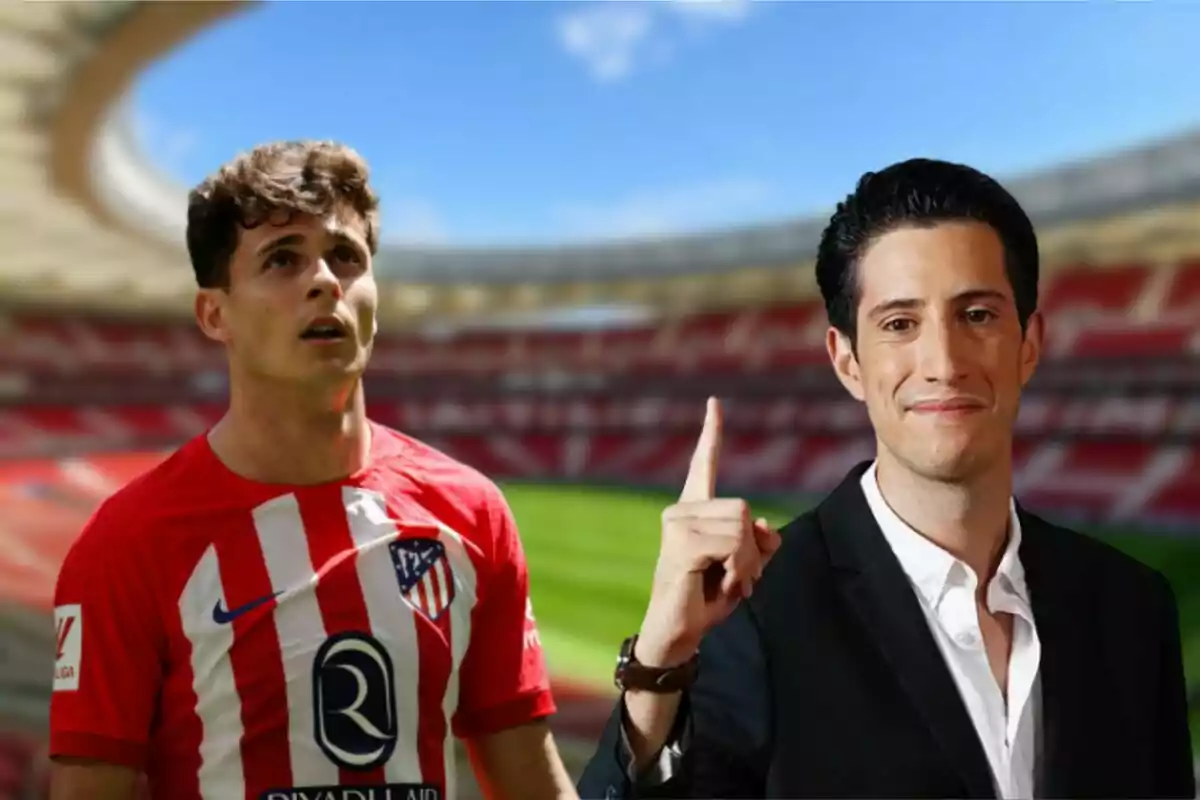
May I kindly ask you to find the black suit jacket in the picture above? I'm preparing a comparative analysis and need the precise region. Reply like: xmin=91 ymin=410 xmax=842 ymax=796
xmin=578 ymin=463 xmax=1194 ymax=799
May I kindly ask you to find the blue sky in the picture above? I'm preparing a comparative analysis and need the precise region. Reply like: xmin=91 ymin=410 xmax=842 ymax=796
xmin=130 ymin=0 xmax=1200 ymax=249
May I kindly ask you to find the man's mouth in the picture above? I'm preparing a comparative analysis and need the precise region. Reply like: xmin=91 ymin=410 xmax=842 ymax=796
xmin=300 ymin=317 xmax=349 ymax=341
xmin=908 ymin=397 xmax=987 ymax=414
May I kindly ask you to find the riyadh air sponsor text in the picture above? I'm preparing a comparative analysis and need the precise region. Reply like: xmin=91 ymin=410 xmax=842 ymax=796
xmin=260 ymin=785 xmax=440 ymax=800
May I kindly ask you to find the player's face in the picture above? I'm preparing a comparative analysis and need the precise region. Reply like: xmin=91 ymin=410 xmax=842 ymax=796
xmin=196 ymin=209 xmax=378 ymax=385
xmin=827 ymin=221 xmax=1042 ymax=483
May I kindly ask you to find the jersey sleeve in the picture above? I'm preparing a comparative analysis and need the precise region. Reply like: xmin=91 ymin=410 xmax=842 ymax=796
xmin=451 ymin=482 xmax=556 ymax=739
xmin=49 ymin=499 xmax=165 ymax=769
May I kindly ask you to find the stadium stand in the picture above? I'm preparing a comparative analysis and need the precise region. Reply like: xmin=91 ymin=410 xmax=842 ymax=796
xmin=1 ymin=259 xmax=1198 ymax=529
xmin=2 ymin=259 xmax=1198 ymax=375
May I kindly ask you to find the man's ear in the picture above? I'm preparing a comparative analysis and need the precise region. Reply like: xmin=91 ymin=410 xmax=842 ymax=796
xmin=1019 ymin=309 xmax=1044 ymax=388
xmin=194 ymin=288 xmax=231 ymax=345
xmin=826 ymin=326 xmax=865 ymax=402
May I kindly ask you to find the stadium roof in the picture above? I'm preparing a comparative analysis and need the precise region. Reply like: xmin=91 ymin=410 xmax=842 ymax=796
xmin=4 ymin=1 xmax=1200 ymax=327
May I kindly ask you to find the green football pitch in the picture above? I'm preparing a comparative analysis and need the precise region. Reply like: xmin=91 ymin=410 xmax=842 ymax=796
xmin=504 ymin=482 xmax=1200 ymax=739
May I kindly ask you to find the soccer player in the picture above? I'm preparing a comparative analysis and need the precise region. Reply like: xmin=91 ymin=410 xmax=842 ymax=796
xmin=48 ymin=141 xmax=578 ymax=800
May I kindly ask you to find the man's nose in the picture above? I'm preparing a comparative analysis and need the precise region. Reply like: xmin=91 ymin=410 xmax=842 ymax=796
xmin=917 ymin=318 xmax=968 ymax=383
xmin=306 ymin=258 xmax=343 ymax=300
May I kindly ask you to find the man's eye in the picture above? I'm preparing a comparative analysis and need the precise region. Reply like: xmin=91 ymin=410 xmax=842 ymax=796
xmin=265 ymin=250 xmax=299 ymax=269
xmin=965 ymin=308 xmax=996 ymax=324
xmin=331 ymin=245 xmax=362 ymax=264
xmin=883 ymin=318 xmax=914 ymax=332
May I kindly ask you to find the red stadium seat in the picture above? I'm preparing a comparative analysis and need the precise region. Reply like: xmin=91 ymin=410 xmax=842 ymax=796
xmin=1040 ymin=263 xmax=1150 ymax=316
xmin=1163 ymin=260 xmax=1200 ymax=314
xmin=2 ymin=260 xmax=1196 ymax=381
xmin=1070 ymin=321 xmax=1197 ymax=358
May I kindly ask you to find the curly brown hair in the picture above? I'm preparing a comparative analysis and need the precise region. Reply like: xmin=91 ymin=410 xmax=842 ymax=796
xmin=186 ymin=140 xmax=381 ymax=288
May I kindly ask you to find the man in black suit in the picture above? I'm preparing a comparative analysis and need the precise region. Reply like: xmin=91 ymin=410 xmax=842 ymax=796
xmin=578 ymin=159 xmax=1195 ymax=799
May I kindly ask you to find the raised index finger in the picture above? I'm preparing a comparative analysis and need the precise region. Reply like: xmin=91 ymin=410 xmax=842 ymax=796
xmin=680 ymin=396 xmax=723 ymax=502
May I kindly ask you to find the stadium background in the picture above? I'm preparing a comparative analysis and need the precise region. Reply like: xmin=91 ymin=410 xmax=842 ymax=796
xmin=2 ymin=1 xmax=1200 ymax=797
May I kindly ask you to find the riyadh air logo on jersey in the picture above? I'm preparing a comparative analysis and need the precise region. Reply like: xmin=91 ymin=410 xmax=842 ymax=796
xmin=53 ymin=604 xmax=82 ymax=692
xmin=389 ymin=538 xmax=455 ymax=621
xmin=312 ymin=631 xmax=398 ymax=771
xmin=261 ymin=784 xmax=441 ymax=800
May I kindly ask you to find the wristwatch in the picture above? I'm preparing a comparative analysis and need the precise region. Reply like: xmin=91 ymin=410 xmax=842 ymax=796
xmin=613 ymin=634 xmax=699 ymax=693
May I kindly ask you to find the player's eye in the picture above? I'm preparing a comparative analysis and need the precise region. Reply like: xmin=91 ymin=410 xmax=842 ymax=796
xmin=330 ymin=244 xmax=363 ymax=265
xmin=882 ymin=317 xmax=915 ymax=333
xmin=964 ymin=307 xmax=996 ymax=324
xmin=264 ymin=249 xmax=300 ymax=270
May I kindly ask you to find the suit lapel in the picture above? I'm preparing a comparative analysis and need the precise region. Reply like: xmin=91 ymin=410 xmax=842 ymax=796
xmin=1016 ymin=508 xmax=1092 ymax=797
xmin=819 ymin=464 xmax=997 ymax=799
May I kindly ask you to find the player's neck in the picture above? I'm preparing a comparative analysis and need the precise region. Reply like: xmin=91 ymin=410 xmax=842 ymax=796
xmin=211 ymin=377 xmax=372 ymax=486
xmin=873 ymin=449 xmax=1014 ymax=589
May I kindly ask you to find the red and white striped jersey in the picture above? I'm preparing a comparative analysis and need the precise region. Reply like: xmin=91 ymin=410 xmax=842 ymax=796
xmin=49 ymin=422 xmax=555 ymax=800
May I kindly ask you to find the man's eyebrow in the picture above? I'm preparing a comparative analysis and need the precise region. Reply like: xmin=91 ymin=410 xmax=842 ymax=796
xmin=953 ymin=288 xmax=1010 ymax=305
xmin=255 ymin=234 xmax=304 ymax=256
xmin=866 ymin=289 xmax=1011 ymax=319
xmin=867 ymin=298 xmax=922 ymax=319
xmin=328 ymin=230 xmax=362 ymax=247
xmin=255 ymin=230 xmax=366 ymax=255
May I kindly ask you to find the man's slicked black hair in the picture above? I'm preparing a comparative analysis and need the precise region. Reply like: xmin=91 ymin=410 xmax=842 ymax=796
xmin=815 ymin=158 xmax=1040 ymax=345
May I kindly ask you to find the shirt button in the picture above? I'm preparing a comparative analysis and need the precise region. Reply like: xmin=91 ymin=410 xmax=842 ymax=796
xmin=955 ymin=630 xmax=979 ymax=647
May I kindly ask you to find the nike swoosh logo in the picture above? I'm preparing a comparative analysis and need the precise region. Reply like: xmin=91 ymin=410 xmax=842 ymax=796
xmin=212 ymin=592 xmax=281 ymax=625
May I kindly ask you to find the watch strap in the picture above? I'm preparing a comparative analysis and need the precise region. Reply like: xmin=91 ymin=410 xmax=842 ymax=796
xmin=613 ymin=634 xmax=699 ymax=693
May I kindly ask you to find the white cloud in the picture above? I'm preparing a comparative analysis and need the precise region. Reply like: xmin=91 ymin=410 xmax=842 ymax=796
xmin=668 ymin=0 xmax=752 ymax=23
xmin=129 ymin=108 xmax=198 ymax=177
xmin=557 ymin=4 xmax=655 ymax=83
xmin=557 ymin=0 xmax=750 ymax=83
xmin=381 ymin=198 xmax=449 ymax=245
xmin=557 ymin=177 xmax=774 ymax=241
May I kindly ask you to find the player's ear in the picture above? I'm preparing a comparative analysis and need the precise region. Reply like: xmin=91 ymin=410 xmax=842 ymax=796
xmin=194 ymin=288 xmax=231 ymax=345
xmin=827 ymin=326 xmax=865 ymax=402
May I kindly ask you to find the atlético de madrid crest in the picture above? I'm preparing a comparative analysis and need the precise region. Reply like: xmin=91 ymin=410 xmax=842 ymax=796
xmin=389 ymin=538 xmax=456 ymax=621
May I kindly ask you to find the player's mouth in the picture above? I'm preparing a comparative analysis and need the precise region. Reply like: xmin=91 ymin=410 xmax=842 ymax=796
xmin=299 ymin=316 xmax=351 ymax=343
xmin=907 ymin=396 xmax=987 ymax=416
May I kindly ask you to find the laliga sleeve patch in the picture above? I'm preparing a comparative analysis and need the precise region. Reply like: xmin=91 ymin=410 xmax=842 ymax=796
xmin=523 ymin=597 xmax=542 ymax=651
xmin=53 ymin=604 xmax=82 ymax=692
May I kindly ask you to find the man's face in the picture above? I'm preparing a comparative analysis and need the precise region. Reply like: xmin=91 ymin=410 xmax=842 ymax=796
xmin=196 ymin=209 xmax=378 ymax=385
xmin=827 ymin=221 xmax=1042 ymax=482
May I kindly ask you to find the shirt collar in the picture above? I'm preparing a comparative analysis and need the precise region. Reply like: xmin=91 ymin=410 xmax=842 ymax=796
xmin=859 ymin=461 xmax=1028 ymax=610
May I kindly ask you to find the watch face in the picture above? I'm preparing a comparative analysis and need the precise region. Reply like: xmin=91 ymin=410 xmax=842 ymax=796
xmin=614 ymin=636 xmax=639 ymax=691
xmin=618 ymin=635 xmax=637 ymax=664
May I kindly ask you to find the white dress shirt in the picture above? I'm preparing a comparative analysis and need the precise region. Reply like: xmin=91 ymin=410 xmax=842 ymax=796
xmin=860 ymin=462 xmax=1042 ymax=799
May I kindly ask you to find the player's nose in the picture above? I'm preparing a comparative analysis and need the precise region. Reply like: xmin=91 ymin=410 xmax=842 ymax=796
xmin=306 ymin=258 xmax=344 ymax=300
